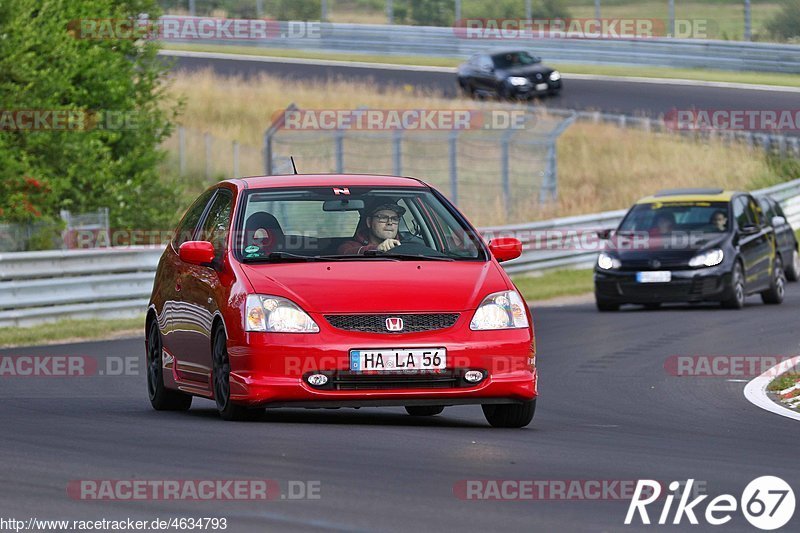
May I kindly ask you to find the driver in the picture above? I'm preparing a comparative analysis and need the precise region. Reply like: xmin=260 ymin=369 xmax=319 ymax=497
xmin=338 ymin=201 xmax=405 ymax=255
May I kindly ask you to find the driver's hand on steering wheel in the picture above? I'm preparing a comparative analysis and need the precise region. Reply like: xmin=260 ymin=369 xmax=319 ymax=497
xmin=377 ymin=239 xmax=401 ymax=252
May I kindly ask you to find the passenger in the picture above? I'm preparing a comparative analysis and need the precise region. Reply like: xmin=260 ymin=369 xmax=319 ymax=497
xmin=338 ymin=202 xmax=405 ymax=255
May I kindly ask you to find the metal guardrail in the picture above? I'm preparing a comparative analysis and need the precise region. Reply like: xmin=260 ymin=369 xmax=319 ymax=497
xmin=1 ymin=179 xmax=800 ymax=327
xmin=162 ymin=20 xmax=800 ymax=74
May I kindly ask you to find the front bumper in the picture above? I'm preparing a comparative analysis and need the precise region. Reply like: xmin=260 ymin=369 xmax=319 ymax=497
xmin=226 ymin=320 xmax=537 ymax=407
xmin=594 ymin=265 xmax=733 ymax=304
xmin=509 ymin=79 xmax=561 ymax=96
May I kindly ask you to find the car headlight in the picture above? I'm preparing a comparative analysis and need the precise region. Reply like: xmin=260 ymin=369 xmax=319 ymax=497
xmin=688 ymin=249 xmax=724 ymax=268
xmin=549 ymin=70 xmax=561 ymax=81
xmin=597 ymin=252 xmax=622 ymax=270
xmin=470 ymin=291 xmax=530 ymax=331
xmin=245 ymin=294 xmax=319 ymax=333
xmin=508 ymin=76 xmax=530 ymax=86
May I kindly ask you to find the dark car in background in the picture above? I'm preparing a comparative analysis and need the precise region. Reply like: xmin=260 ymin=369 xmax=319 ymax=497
xmin=594 ymin=189 xmax=785 ymax=311
xmin=457 ymin=49 xmax=561 ymax=100
xmin=757 ymin=195 xmax=800 ymax=281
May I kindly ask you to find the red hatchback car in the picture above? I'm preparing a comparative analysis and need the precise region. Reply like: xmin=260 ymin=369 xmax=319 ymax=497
xmin=146 ymin=175 xmax=537 ymax=427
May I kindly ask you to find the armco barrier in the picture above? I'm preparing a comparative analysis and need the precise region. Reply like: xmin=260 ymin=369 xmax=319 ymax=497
xmin=1 ymin=179 xmax=799 ymax=327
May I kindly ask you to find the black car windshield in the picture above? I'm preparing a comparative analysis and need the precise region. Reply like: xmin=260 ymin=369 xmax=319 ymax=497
xmin=237 ymin=187 xmax=485 ymax=262
xmin=618 ymin=201 xmax=731 ymax=235
xmin=492 ymin=51 xmax=541 ymax=69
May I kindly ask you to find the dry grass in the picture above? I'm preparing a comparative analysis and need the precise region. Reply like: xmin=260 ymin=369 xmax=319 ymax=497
xmin=163 ymin=69 xmax=782 ymax=225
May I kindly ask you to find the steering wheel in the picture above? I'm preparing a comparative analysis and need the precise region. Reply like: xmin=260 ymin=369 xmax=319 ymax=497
xmin=385 ymin=242 xmax=448 ymax=258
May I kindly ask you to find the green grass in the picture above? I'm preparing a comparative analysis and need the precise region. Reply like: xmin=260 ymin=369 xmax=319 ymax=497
xmin=512 ymin=269 xmax=594 ymax=302
xmin=768 ymin=371 xmax=800 ymax=392
xmin=162 ymin=43 xmax=800 ymax=88
xmin=0 ymin=316 xmax=144 ymax=348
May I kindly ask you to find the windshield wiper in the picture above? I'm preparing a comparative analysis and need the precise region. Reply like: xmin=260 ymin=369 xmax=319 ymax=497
xmin=242 ymin=252 xmax=332 ymax=263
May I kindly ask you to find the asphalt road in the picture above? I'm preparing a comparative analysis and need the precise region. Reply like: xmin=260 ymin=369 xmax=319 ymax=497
xmin=2 ymin=290 xmax=800 ymax=532
xmin=166 ymin=54 xmax=800 ymax=118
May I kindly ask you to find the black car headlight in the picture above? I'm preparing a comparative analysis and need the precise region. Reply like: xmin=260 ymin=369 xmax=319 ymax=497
xmin=597 ymin=252 xmax=621 ymax=270
xmin=688 ymin=249 xmax=724 ymax=268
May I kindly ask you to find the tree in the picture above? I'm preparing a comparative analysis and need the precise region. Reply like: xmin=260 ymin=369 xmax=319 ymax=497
xmin=0 ymin=0 xmax=181 ymax=232
xmin=766 ymin=0 xmax=800 ymax=41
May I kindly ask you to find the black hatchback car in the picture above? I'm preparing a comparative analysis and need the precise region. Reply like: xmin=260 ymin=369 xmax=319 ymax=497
xmin=457 ymin=49 xmax=561 ymax=100
xmin=594 ymin=189 xmax=785 ymax=310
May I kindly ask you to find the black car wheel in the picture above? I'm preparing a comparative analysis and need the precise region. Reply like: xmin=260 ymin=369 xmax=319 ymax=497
xmin=482 ymin=400 xmax=536 ymax=428
xmin=405 ymin=406 xmax=445 ymax=416
xmin=458 ymin=78 xmax=475 ymax=98
xmin=786 ymin=249 xmax=800 ymax=282
xmin=721 ymin=262 xmax=746 ymax=309
xmin=146 ymin=320 xmax=192 ymax=411
xmin=212 ymin=323 xmax=260 ymax=421
xmin=761 ymin=256 xmax=786 ymax=304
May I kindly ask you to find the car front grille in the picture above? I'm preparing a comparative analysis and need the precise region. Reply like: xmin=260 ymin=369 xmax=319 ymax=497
xmin=324 ymin=313 xmax=460 ymax=334
xmin=304 ymin=369 xmax=479 ymax=391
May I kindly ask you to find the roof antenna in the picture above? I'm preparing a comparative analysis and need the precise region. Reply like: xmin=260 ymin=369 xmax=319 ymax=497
xmin=290 ymin=156 xmax=298 ymax=175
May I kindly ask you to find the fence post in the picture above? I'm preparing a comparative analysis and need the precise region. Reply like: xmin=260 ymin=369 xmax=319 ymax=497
xmin=189 ymin=0 xmax=196 ymax=17
xmin=541 ymin=143 xmax=558 ymax=204
xmin=178 ymin=126 xmax=186 ymax=175
xmin=233 ymin=140 xmax=240 ymax=178
xmin=263 ymin=130 xmax=272 ymax=175
xmin=449 ymin=130 xmax=459 ymax=206
xmin=392 ymin=130 xmax=403 ymax=176
xmin=501 ymin=130 xmax=513 ymax=215
xmin=335 ymin=130 xmax=344 ymax=173
xmin=256 ymin=0 xmax=263 ymax=17
xmin=455 ymin=0 xmax=461 ymax=21
xmin=386 ymin=0 xmax=393 ymax=24
xmin=204 ymin=132 xmax=213 ymax=179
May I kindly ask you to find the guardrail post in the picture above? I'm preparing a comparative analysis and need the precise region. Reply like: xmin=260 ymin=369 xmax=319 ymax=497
xmin=392 ymin=129 xmax=403 ymax=175
xmin=449 ymin=130 xmax=459 ymax=206
xmin=178 ymin=126 xmax=186 ymax=175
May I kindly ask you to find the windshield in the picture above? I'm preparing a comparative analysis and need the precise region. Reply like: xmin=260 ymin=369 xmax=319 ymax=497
xmin=492 ymin=51 xmax=541 ymax=69
xmin=618 ymin=201 xmax=731 ymax=236
xmin=236 ymin=187 xmax=485 ymax=262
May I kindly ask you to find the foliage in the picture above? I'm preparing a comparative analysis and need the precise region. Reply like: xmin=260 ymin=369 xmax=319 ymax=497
xmin=766 ymin=0 xmax=800 ymax=41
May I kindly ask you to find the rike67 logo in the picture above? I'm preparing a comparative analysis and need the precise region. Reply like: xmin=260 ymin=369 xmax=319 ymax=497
xmin=625 ymin=477 xmax=795 ymax=530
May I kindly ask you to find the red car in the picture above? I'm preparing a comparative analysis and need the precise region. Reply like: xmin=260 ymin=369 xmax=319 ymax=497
xmin=146 ymin=175 xmax=537 ymax=427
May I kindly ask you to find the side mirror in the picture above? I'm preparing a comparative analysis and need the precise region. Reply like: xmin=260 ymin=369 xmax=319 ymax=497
xmin=739 ymin=225 xmax=759 ymax=236
xmin=772 ymin=215 xmax=787 ymax=227
xmin=596 ymin=229 xmax=612 ymax=240
xmin=488 ymin=237 xmax=522 ymax=262
xmin=179 ymin=241 xmax=215 ymax=266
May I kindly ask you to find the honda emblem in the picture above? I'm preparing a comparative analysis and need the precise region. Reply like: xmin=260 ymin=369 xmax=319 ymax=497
xmin=385 ymin=317 xmax=404 ymax=332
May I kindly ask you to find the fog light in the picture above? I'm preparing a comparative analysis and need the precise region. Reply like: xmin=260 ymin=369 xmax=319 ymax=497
xmin=464 ymin=370 xmax=484 ymax=383
xmin=307 ymin=374 xmax=328 ymax=387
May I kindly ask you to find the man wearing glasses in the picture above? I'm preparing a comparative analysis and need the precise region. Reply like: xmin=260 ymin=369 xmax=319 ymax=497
xmin=338 ymin=201 xmax=406 ymax=255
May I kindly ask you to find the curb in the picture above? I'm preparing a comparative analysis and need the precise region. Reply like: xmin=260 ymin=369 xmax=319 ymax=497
xmin=743 ymin=355 xmax=800 ymax=421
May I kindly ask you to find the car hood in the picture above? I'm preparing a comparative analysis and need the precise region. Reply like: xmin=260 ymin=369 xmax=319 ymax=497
xmin=502 ymin=64 xmax=551 ymax=77
xmin=240 ymin=261 xmax=510 ymax=313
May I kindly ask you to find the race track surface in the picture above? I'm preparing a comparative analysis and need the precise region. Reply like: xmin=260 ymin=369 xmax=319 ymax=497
xmin=2 ymin=289 xmax=800 ymax=531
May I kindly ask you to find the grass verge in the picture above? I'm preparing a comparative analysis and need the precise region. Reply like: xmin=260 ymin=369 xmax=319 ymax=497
xmin=768 ymin=371 xmax=800 ymax=392
xmin=0 ymin=316 xmax=144 ymax=349
xmin=161 ymin=43 xmax=800 ymax=89
xmin=512 ymin=269 xmax=594 ymax=302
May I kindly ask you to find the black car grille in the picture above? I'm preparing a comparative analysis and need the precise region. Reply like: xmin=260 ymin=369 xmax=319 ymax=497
xmin=324 ymin=313 xmax=460 ymax=334
xmin=304 ymin=369 xmax=480 ymax=391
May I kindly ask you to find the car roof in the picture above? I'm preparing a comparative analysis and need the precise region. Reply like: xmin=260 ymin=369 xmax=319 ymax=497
xmin=636 ymin=189 xmax=738 ymax=204
xmin=228 ymin=174 xmax=428 ymax=190
xmin=486 ymin=48 xmax=537 ymax=56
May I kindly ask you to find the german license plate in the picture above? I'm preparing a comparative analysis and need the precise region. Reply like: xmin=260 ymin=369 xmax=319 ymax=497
xmin=535 ymin=83 xmax=548 ymax=91
xmin=636 ymin=271 xmax=672 ymax=283
xmin=350 ymin=348 xmax=446 ymax=372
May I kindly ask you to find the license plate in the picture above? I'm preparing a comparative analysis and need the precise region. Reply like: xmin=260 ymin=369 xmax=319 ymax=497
xmin=535 ymin=83 xmax=548 ymax=91
xmin=350 ymin=348 xmax=446 ymax=372
xmin=636 ymin=271 xmax=672 ymax=283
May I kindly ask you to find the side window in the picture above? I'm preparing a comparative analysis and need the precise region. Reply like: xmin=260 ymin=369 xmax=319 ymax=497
xmin=774 ymin=200 xmax=787 ymax=219
xmin=746 ymin=197 xmax=761 ymax=226
xmin=199 ymin=191 xmax=233 ymax=255
xmin=173 ymin=190 xmax=215 ymax=248
xmin=733 ymin=197 xmax=752 ymax=230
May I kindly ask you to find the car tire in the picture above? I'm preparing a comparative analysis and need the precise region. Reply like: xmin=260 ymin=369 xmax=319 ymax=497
xmin=721 ymin=261 xmax=746 ymax=309
xmin=146 ymin=320 xmax=192 ymax=411
xmin=405 ymin=406 xmax=445 ymax=417
xmin=785 ymin=249 xmax=800 ymax=282
xmin=212 ymin=323 xmax=259 ymax=421
xmin=595 ymin=298 xmax=620 ymax=312
xmin=482 ymin=400 xmax=536 ymax=428
xmin=761 ymin=255 xmax=786 ymax=305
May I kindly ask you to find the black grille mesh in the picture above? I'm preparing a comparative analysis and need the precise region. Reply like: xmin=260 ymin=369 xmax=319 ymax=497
xmin=324 ymin=313 xmax=460 ymax=333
